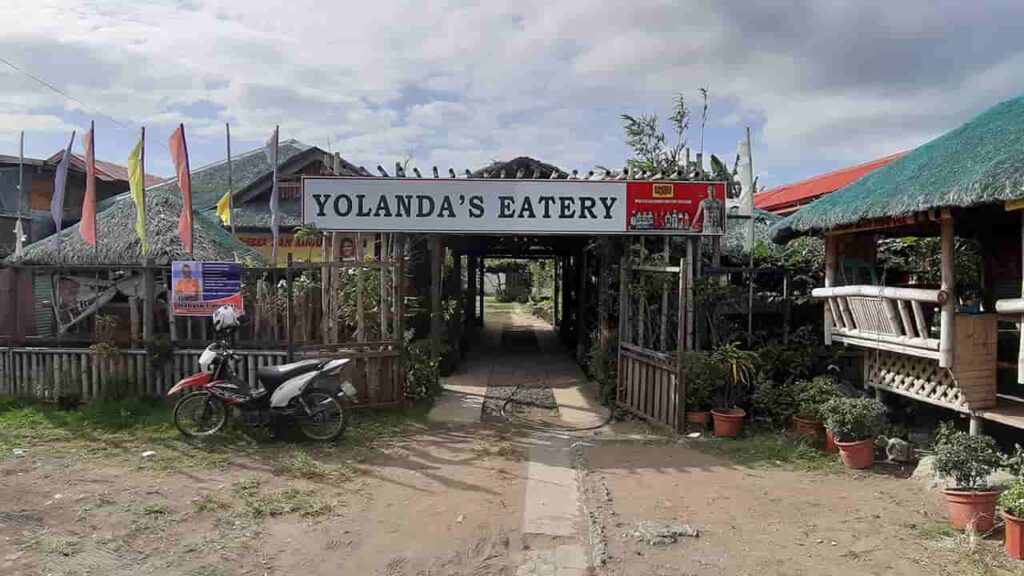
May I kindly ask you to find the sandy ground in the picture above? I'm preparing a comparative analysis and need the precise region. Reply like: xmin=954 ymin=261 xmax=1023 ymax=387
xmin=582 ymin=440 xmax=1014 ymax=576
xmin=0 ymin=425 xmax=531 ymax=576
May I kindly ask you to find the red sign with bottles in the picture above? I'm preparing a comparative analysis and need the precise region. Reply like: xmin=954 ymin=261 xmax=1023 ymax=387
xmin=625 ymin=181 xmax=727 ymax=234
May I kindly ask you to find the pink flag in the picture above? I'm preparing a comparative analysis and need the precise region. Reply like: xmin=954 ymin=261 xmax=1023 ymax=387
xmin=169 ymin=124 xmax=193 ymax=254
xmin=80 ymin=122 xmax=97 ymax=246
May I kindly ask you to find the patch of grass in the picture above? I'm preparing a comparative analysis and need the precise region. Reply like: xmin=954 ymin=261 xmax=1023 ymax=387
xmin=191 ymin=493 xmax=230 ymax=513
xmin=141 ymin=502 xmax=169 ymax=515
xmin=272 ymin=450 xmax=358 ymax=481
xmin=231 ymin=476 xmax=334 ymax=519
xmin=690 ymin=428 xmax=844 ymax=474
xmin=912 ymin=521 xmax=960 ymax=541
xmin=37 ymin=533 xmax=81 ymax=558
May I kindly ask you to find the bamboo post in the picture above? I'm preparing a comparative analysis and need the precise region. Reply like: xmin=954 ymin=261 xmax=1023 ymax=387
xmin=823 ymin=234 xmax=837 ymax=345
xmin=677 ymin=255 xmax=687 ymax=430
xmin=617 ymin=254 xmax=630 ymax=404
xmin=321 ymin=234 xmax=330 ymax=344
xmin=576 ymin=250 xmax=588 ymax=362
xmin=685 ymin=238 xmax=695 ymax=351
xmin=598 ymin=239 xmax=612 ymax=344
xmin=429 ymin=235 xmax=443 ymax=347
xmin=782 ymin=273 xmax=791 ymax=345
xmin=286 ymin=253 xmax=294 ymax=363
xmin=356 ymin=232 xmax=365 ymax=343
xmin=939 ymin=211 xmax=954 ymax=368
xmin=1018 ymin=210 xmax=1024 ymax=384
xmin=553 ymin=258 xmax=560 ymax=327
xmin=660 ymin=237 xmax=669 ymax=351
xmin=466 ymin=255 xmax=478 ymax=330
xmin=129 ymin=296 xmax=140 ymax=345
xmin=380 ymin=233 xmax=389 ymax=341
xmin=478 ymin=257 xmax=485 ymax=327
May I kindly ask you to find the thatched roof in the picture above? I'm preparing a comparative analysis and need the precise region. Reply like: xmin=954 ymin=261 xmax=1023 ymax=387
xmin=772 ymin=96 xmax=1024 ymax=243
xmin=470 ymin=157 xmax=568 ymax=179
xmin=8 ymin=192 xmax=265 ymax=266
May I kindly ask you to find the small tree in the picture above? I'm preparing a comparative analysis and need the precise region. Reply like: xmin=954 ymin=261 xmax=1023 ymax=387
xmin=933 ymin=423 xmax=1001 ymax=491
xmin=622 ymin=93 xmax=690 ymax=175
xmin=710 ymin=343 xmax=757 ymax=410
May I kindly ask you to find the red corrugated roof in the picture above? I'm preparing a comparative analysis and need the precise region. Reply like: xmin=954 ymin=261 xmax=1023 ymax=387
xmin=755 ymin=152 xmax=906 ymax=215
xmin=46 ymin=150 xmax=163 ymax=187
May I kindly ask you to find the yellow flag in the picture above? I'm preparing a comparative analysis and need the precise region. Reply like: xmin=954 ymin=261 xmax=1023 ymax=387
xmin=127 ymin=138 xmax=147 ymax=254
xmin=216 ymin=191 xmax=232 ymax=225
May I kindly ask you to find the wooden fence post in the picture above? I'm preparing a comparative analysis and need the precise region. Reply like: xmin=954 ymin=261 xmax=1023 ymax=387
xmin=939 ymin=210 xmax=955 ymax=368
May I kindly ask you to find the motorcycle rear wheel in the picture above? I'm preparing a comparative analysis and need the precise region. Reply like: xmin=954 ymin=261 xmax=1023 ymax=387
xmin=173 ymin=391 xmax=228 ymax=437
xmin=297 ymin=390 xmax=347 ymax=441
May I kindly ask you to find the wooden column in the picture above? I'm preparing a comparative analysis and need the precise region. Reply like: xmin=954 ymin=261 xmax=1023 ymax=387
xmin=598 ymin=239 xmax=612 ymax=344
xmin=466 ymin=255 xmax=478 ymax=330
xmin=429 ymin=235 xmax=443 ymax=346
xmin=659 ymin=237 xmax=670 ymax=351
xmin=617 ymin=254 xmax=630 ymax=404
xmin=478 ymin=258 xmax=485 ymax=327
xmin=939 ymin=211 xmax=955 ymax=368
xmin=576 ymin=250 xmax=588 ymax=362
xmin=684 ymin=239 xmax=695 ymax=351
xmin=553 ymin=257 xmax=560 ymax=327
xmin=823 ymin=234 xmax=837 ymax=345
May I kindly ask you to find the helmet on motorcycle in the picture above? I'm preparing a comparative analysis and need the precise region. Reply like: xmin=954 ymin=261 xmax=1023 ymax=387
xmin=212 ymin=305 xmax=240 ymax=334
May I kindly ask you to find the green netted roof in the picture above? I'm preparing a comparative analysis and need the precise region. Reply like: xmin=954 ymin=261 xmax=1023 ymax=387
xmin=772 ymin=96 xmax=1024 ymax=243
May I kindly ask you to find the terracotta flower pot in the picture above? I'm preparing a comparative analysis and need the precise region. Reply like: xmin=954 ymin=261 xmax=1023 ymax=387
xmin=1005 ymin=511 xmax=1024 ymax=559
xmin=835 ymin=437 xmax=875 ymax=469
xmin=942 ymin=489 xmax=999 ymax=532
xmin=824 ymin=428 xmax=839 ymax=454
xmin=711 ymin=408 xmax=745 ymax=438
xmin=793 ymin=415 xmax=825 ymax=438
xmin=686 ymin=411 xmax=711 ymax=426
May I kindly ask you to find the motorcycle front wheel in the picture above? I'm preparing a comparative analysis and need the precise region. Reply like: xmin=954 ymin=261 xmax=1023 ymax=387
xmin=173 ymin=391 xmax=228 ymax=437
xmin=297 ymin=390 xmax=347 ymax=441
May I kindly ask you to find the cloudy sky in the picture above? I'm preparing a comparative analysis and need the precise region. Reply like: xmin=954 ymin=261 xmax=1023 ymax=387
xmin=2 ymin=0 xmax=1023 ymax=188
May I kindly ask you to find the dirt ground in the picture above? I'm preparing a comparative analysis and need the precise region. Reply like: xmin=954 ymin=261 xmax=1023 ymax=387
xmin=0 ymin=423 xmax=529 ymax=576
xmin=582 ymin=439 xmax=1019 ymax=576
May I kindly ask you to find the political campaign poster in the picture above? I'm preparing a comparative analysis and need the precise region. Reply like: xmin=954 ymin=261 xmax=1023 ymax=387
xmin=302 ymin=177 xmax=727 ymax=236
xmin=171 ymin=261 xmax=244 ymax=316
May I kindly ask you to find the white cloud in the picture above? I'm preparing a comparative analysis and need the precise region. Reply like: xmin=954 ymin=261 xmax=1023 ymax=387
xmin=0 ymin=0 xmax=1022 ymax=185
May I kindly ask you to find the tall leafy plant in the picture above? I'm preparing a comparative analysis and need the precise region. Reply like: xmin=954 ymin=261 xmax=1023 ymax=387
xmin=933 ymin=423 xmax=1001 ymax=491
xmin=710 ymin=344 xmax=757 ymax=410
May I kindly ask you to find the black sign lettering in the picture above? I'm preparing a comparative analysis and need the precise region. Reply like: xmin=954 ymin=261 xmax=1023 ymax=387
xmin=538 ymin=196 xmax=555 ymax=218
xmin=579 ymin=196 xmax=597 ymax=219
xmin=333 ymin=194 xmax=352 ymax=217
xmin=416 ymin=195 xmax=435 ymax=217
xmin=599 ymin=196 xmax=618 ymax=219
xmin=468 ymin=195 xmax=484 ymax=217
xmin=374 ymin=195 xmax=392 ymax=217
xmin=438 ymin=196 xmax=456 ymax=218
xmin=356 ymin=194 xmax=372 ymax=217
xmin=395 ymin=195 xmax=412 ymax=217
xmin=498 ymin=196 xmax=515 ymax=218
xmin=518 ymin=196 xmax=536 ymax=219
xmin=559 ymin=197 xmax=576 ymax=219
xmin=313 ymin=194 xmax=330 ymax=217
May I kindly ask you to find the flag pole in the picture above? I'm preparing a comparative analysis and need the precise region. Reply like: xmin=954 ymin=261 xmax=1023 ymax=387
xmin=746 ymin=126 xmax=756 ymax=345
xmin=91 ymin=120 xmax=98 ymax=258
xmin=184 ymin=123 xmax=194 ymax=260
xmin=15 ymin=131 xmax=24 ymax=258
xmin=140 ymin=126 xmax=146 ymax=257
xmin=226 ymin=123 xmax=235 ymax=235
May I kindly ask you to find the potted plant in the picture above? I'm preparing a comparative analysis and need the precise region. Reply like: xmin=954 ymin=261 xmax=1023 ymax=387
xmin=820 ymin=397 xmax=887 ymax=469
xmin=933 ymin=424 xmax=1002 ymax=532
xmin=792 ymin=375 xmax=840 ymax=439
xmin=1001 ymin=445 xmax=1024 ymax=558
xmin=709 ymin=343 xmax=757 ymax=438
xmin=680 ymin=352 xmax=720 ymax=428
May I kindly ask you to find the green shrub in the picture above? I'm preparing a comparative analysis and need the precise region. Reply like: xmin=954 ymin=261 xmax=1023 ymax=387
xmin=933 ymin=423 xmax=1001 ymax=490
xmin=751 ymin=378 xmax=798 ymax=428
xmin=710 ymin=344 xmax=758 ymax=410
xmin=999 ymin=482 xmax=1024 ymax=518
xmin=820 ymin=397 xmax=887 ymax=442
xmin=585 ymin=332 xmax=618 ymax=406
xmin=402 ymin=331 xmax=443 ymax=399
xmin=679 ymin=352 xmax=722 ymax=412
xmin=794 ymin=376 xmax=842 ymax=420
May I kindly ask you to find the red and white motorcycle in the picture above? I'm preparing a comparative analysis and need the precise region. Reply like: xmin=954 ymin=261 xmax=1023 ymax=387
xmin=167 ymin=307 xmax=357 ymax=441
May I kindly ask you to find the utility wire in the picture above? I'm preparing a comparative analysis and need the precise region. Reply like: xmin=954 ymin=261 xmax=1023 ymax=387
xmin=0 ymin=54 xmax=170 ymax=150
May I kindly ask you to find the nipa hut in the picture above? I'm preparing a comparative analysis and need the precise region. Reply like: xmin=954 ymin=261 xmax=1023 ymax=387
xmin=771 ymin=95 xmax=1024 ymax=432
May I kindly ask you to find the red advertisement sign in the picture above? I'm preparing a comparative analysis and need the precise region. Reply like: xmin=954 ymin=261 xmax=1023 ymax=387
xmin=625 ymin=181 xmax=727 ymax=234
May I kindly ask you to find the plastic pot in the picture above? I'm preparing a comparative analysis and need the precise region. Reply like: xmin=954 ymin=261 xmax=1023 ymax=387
xmin=686 ymin=411 xmax=711 ymax=427
xmin=711 ymin=408 xmax=745 ymax=438
xmin=1004 ymin=511 xmax=1024 ymax=559
xmin=793 ymin=415 xmax=825 ymax=438
xmin=823 ymin=428 xmax=839 ymax=453
xmin=835 ymin=437 xmax=875 ymax=469
xmin=942 ymin=489 xmax=998 ymax=532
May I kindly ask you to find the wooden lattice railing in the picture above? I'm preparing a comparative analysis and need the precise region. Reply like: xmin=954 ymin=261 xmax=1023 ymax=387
xmin=811 ymin=285 xmax=946 ymax=361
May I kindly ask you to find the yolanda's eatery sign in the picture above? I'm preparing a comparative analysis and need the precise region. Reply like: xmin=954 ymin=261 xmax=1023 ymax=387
xmin=303 ymin=177 xmax=727 ymax=235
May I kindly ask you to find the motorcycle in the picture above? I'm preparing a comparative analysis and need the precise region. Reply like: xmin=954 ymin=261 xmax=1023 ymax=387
xmin=167 ymin=339 xmax=358 ymax=441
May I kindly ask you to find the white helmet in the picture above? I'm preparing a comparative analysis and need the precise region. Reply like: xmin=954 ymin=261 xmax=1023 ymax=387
xmin=212 ymin=305 xmax=240 ymax=333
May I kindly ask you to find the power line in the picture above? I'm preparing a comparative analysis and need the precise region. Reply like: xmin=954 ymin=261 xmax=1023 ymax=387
xmin=0 ymin=54 xmax=170 ymax=151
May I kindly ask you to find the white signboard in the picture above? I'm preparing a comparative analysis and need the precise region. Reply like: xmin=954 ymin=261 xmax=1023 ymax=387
xmin=303 ymin=177 xmax=727 ymax=235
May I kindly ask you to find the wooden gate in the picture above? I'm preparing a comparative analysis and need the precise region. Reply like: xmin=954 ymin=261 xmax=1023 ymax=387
xmin=616 ymin=238 xmax=694 ymax=431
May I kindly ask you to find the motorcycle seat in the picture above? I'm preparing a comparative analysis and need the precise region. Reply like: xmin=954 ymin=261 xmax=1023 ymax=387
xmin=256 ymin=359 xmax=325 ymax=391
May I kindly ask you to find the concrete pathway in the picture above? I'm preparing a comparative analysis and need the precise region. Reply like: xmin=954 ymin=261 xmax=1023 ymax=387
xmin=426 ymin=302 xmax=606 ymax=575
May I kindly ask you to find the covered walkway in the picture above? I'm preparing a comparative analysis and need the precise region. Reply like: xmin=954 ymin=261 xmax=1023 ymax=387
xmin=428 ymin=300 xmax=608 ymax=429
